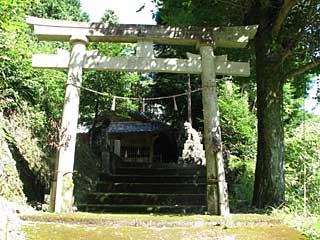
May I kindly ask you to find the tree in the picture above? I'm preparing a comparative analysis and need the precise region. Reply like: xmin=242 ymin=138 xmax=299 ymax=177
xmin=29 ymin=0 xmax=89 ymax=21
xmin=100 ymin=9 xmax=119 ymax=24
xmin=246 ymin=0 xmax=320 ymax=208
xmin=154 ymin=0 xmax=320 ymax=208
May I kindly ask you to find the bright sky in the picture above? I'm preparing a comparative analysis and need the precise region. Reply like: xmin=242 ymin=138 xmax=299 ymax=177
xmin=80 ymin=0 xmax=157 ymax=24
xmin=305 ymin=78 xmax=320 ymax=115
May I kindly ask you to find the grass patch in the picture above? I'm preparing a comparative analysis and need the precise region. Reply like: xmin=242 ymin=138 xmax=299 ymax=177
xmin=273 ymin=209 xmax=320 ymax=240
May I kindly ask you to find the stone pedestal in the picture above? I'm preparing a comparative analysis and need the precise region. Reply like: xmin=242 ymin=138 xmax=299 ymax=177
xmin=182 ymin=140 xmax=206 ymax=165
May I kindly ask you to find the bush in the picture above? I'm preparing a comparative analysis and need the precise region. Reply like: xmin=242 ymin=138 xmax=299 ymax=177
xmin=218 ymin=82 xmax=257 ymax=210
xmin=273 ymin=208 xmax=320 ymax=240
xmin=285 ymin=117 xmax=320 ymax=214
xmin=73 ymin=143 xmax=100 ymax=204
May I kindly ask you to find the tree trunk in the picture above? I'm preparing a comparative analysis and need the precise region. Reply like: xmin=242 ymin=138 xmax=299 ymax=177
xmin=252 ymin=29 xmax=285 ymax=208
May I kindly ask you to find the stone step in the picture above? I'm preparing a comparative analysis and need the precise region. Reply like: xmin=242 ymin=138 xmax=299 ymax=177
xmin=77 ymin=204 xmax=207 ymax=214
xmin=119 ymin=162 xmax=204 ymax=169
xmin=115 ymin=167 xmax=206 ymax=176
xmin=86 ymin=193 xmax=206 ymax=205
xmin=99 ymin=174 xmax=206 ymax=184
xmin=96 ymin=182 xmax=206 ymax=194
xmin=82 ymin=163 xmax=207 ymax=214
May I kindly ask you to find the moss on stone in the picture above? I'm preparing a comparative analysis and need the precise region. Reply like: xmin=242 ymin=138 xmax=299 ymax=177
xmin=21 ymin=212 xmax=281 ymax=226
xmin=21 ymin=212 xmax=306 ymax=239
xmin=22 ymin=222 xmax=305 ymax=240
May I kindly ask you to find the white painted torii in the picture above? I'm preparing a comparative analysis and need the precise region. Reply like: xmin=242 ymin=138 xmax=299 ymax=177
xmin=27 ymin=16 xmax=257 ymax=216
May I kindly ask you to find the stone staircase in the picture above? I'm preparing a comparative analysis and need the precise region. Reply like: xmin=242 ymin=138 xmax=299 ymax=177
xmin=78 ymin=163 xmax=207 ymax=214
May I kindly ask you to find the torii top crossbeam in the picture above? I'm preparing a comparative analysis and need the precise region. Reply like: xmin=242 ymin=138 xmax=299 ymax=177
xmin=26 ymin=16 xmax=257 ymax=48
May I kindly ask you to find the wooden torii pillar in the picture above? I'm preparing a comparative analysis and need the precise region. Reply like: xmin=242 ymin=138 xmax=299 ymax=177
xmin=27 ymin=16 xmax=257 ymax=215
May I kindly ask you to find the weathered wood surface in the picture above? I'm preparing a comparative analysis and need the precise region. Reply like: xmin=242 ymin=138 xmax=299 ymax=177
xmin=26 ymin=16 xmax=257 ymax=48
xmin=32 ymin=52 xmax=250 ymax=76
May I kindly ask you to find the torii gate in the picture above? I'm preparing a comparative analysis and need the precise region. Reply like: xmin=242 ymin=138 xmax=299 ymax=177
xmin=27 ymin=16 xmax=257 ymax=216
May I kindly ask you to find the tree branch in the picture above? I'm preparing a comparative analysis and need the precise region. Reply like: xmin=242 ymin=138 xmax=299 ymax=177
xmin=277 ymin=28 xmax=304 ymax=63
xmin=276 ymin=1 xmax=315 ymax=64
xmin=286 ymin=58 xmax=320 ymax=78
xmin=272 ymin=0 xmax=297 ymax=35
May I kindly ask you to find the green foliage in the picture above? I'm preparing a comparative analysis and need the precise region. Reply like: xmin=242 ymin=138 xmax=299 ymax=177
xmin=0 ymin=0 xmax=34 ymax=110
xmin=1 ymin=0 xmax=143 ymax=205
xmin=0 ymin=0 xmax=31 ymax=26
xmin=273 ymin=209 xmax=320 ymax=240
xmin=29 ymin=0 xmax=89 ymax=21
xmin=283 ymin=83 xmax=306 ymax=128
xmin=154 ymin=0 xmax=245 ymax=27
xmin=73 ymin=143 xmax=100 ymax=204
xmin=218 ymin=82 xmax=257 ymax=210
xmin=0 ymin=0 xmax=66 ymax=130
xmin=151 ymin=75 xmax=257 ymax=209
xmin=227 ymin=155 xmax=255 ymax=210
xmin=155 ymin=0 xmax=320 ymax=210
xmin=80 ymin=10 xmax=149 ymax=120
xmin=80 ymin=43 xmax=143 ymax=120
xmin=100 ymin=9 xmax=119 ymax=24
xmin=0 ymin=0 xmax=90 ymax=203
xmin=149 ymin=73 xmax=199 ymax=125
xmin=0 ymin=0 xmax=48 ymax=202
xmin=80 ymin=9 xmax=146 ymax=121
xmin=285 ymin=118 xmax=320 ymax=215
xmin=218 ymin=82 xmax=257 ymax=160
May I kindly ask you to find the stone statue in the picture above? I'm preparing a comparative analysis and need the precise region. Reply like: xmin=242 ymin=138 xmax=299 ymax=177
xmin=181 ymin=122 xmax=206 ymax=165
xmin=185 ymin=122 xmax=201 ymax=143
